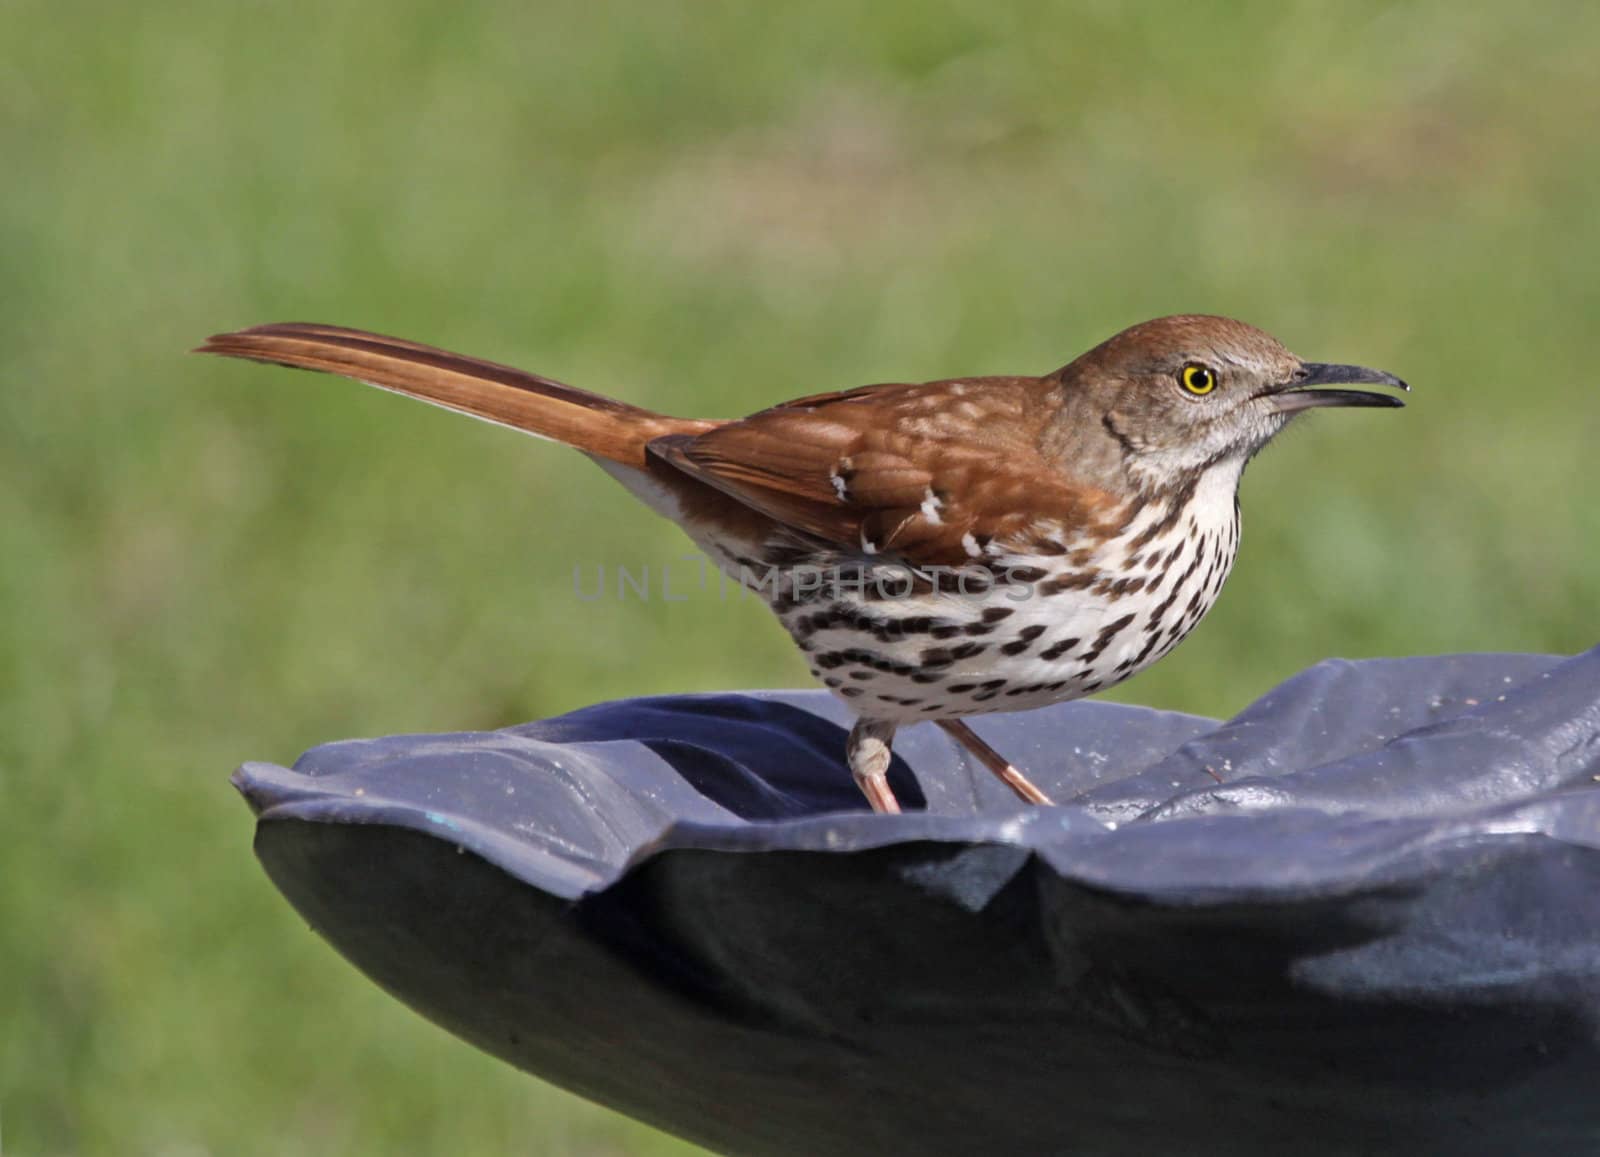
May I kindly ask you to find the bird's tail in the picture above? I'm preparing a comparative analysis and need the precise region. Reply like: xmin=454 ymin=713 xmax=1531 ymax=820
xmin=195 ymin=323 xmax=714 ymax=467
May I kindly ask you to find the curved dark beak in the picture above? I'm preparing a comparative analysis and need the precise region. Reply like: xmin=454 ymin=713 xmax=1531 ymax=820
xmin=1265 ymin=363 xmax=1410 ymax=413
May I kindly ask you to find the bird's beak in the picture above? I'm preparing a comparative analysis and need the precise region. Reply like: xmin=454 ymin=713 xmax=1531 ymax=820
xmin=1263 ymin=363 xmax=1410 ymax=413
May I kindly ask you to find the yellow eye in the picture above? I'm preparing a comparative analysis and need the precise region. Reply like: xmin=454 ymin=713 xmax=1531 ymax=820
xmin=1180 ymin=364 xmax=1217 ymax=396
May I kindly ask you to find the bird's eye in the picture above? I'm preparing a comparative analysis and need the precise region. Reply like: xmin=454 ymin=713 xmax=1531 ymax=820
xmin=1179 ymin=364 xmax=1217 ymax=396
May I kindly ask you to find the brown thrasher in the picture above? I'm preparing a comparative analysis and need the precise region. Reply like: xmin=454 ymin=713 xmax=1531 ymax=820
xmin=197 ymin=316 xmax=1405 ymax=813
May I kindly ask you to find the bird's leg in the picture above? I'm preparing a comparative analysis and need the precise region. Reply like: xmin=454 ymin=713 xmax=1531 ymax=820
xmin=936 ymin=719 xmax=1054 ymax=806
xmin=846 ymin=718 xmax=900 ymax=813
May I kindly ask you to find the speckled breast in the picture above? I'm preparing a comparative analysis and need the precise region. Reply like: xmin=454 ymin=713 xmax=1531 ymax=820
xmin=772 ymin=480 xmax=1243 ymax=724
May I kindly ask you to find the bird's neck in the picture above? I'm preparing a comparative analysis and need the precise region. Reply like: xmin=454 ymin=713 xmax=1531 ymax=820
xmin=1108 ymin=456 xmax=1244 ymax=560
xmin=1183 ymin=456 xmax=1247 ymax=533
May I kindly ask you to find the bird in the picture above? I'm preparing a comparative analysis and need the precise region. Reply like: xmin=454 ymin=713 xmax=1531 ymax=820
xmin=196 ymin=315 xmax=1406 ymax=813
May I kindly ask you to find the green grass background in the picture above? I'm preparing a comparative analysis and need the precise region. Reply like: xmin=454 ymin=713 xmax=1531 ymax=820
xmin=4 ymin=0 xmax=1599 ymax=1152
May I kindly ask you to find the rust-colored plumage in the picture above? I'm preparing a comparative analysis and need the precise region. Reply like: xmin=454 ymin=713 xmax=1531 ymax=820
xmin=198 ymin=323 xmax=715 ymax=466
xmin=197 ymin=316 xmax=1406 ymax=812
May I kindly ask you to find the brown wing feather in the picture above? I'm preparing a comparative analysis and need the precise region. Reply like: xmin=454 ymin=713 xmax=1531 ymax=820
xmin=650 ymin=376 xmax=1125 ymax=566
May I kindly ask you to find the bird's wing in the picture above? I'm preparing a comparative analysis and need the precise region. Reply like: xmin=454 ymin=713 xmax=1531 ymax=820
xmin=649 ymin=377 xmax=1123 ymax=568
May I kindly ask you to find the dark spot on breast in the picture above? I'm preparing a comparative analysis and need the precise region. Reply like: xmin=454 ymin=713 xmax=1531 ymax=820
xmin=1039 ymin=572 xmax=1097 ymax=596
xmin=1096 ymin=576 xmax=1147 ymax=599
xmin=816 ymin=646 xmax=917 ymax=677
xmin=966 ymin=678 xmax=1004 ymax=707
xmin=1094 ymin=613 xmax=1136 ymax=647
xmin=919 ymin=646 xmax=955 ymax=667
xmin=1130 ymin=486 xmax=1194 ymax=550
xmin=1000 ymin=624 xmax=1047 ymax=655
xmin=1147 ymin=548 xmax=1205 ymax=627
xmin=1039 ymin=637 xmax=1081 ymax=661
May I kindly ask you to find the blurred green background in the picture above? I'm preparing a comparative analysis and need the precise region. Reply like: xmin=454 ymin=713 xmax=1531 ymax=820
xmin=4 ymin=0 xmax=1599 ymax=1152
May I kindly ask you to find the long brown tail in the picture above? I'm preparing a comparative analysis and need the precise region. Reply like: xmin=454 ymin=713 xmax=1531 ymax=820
xmin=195 ymin=323 xmax=715 ymax=467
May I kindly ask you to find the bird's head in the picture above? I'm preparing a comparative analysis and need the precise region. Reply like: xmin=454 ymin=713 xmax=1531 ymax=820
xmin=1055 ymin=314 xmax=1407 ymax=491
